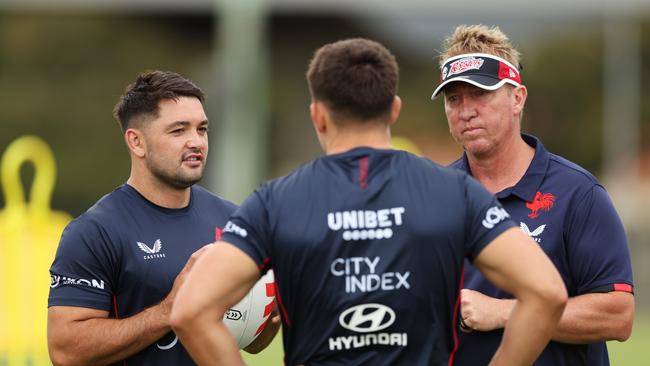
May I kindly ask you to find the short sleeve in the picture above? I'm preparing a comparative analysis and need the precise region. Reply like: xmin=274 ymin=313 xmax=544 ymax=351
xmin=566 ymin=185 xmax=634 ymax=294
xmin=463 ymin=174 xmax=517 ymax=260
xmin=48 ymin=218 xmax=116 ymax=311
xmin=220 ymin=185 xmax=273 ymax=274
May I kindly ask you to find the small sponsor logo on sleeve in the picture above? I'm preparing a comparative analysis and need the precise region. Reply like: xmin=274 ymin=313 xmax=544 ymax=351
xmin=50 ymin=274 xmax=105 ymax=290
xmin=224 ymin=221 xmax=248 ymax=238
xmin=481 ymin=206 xmax=510 ymax=229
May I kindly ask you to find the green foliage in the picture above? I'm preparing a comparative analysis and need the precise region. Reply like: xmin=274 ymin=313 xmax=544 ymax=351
xmin=523 ymin=25 xmax=605 ymax=175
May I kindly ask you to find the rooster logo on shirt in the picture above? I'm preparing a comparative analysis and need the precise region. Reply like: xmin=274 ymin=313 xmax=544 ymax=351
xmin=137 ymin=239 xmax=162 ymax=254
xmin=525 ymin=192 xmax=555 ymax=219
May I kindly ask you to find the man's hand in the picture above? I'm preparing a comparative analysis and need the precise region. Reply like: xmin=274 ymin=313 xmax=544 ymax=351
xmin=460 ymin=289 xmax=515 ymax=332
xmin=171 ymin=242 xmax=262 ymax=366
xmin=244 ymin=305 xmax=281 ymax=354
xmin=160 ymin=244 xmax=212 ymax=317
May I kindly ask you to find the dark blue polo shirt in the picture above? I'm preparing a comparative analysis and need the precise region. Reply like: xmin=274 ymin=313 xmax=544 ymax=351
xmin=450 ymin=134 xmax=634 ymax=366
xmin=221 ymin=147 xmax=517 ymax=366
xmin=49 ymin=184 xmax=237 ymax=366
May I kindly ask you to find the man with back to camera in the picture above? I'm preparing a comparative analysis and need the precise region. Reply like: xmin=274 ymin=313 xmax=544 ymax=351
xmin=169 ymin=38 xmax=567 ymax=366
xmin=47 ymin=70 xmax=278 ymax=365
xmin=430 ymin=24 xmax=635 ymax=365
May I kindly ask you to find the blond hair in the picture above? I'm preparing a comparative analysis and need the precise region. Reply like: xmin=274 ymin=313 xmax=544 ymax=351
xmin=439 ymin=25 xmax=521 ymax=68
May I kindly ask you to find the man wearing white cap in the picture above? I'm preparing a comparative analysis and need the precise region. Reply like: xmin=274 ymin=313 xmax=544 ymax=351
xmin=431 ymin=24 xmax=635 ymax=366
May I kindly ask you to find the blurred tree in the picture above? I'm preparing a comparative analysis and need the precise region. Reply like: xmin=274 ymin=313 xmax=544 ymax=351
xmin=1 ymin=13 xmax=648 ymax=215
xmin=0 ymin=13 xmax=213 ymax=215
xmin=523 ymin=23 xmax=604 ymax=175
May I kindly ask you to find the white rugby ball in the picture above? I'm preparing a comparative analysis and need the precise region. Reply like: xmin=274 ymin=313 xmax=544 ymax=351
xmin=223 ymin=270 xmax=275 ymax=349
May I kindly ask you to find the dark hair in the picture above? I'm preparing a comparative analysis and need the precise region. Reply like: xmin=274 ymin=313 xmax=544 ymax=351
xmin=306 ymin=38 xmax=399 ymax=122
xmin=113 ymin=70 xmax=205 ymax=132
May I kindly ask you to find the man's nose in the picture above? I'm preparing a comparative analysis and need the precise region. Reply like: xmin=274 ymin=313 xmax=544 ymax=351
xmin=458 ymin=98 xmax=478 ymax=121
xmin=186 ymin=129 xmax=206 ymax=149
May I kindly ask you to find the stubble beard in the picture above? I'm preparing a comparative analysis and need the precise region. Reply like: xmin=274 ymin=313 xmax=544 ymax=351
xmin=148 ymin=159 xmax=204 ymax=190
xmin=461 ymin=136 xmax=496 ymax=159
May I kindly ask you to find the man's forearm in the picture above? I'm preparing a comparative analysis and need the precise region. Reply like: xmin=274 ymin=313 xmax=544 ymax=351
xmin=489 ymin=296 xmax=563 ymax=366
xmin=551 ymin=292 xmax=634 ymax=343
xmin=493 ymin=292 xmax=634 ymax=344
xmin=176 ymin=319 xmax=245 ymax=366
xmin=49 ymin=303 xmax=170 ymax=366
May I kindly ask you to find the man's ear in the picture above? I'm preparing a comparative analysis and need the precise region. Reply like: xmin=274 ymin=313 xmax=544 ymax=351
xmin=512 ymin=85 xmax=528 ymax=116
xmin=388 ymin=95 xmax=402 ymax=126
xmin=125 ymin=128 xmax=146 ymax=158
xmin=310 ymin=101 xmax=327 ymax=134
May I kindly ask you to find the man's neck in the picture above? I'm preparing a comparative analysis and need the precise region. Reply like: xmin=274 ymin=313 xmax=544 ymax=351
xmin=325 ymin=124 xmax=392 ymax=155
xmin=127 ymin=171 xmax=191 ymax=209
xmin=466 ymin=136 xmax=535 ymax=194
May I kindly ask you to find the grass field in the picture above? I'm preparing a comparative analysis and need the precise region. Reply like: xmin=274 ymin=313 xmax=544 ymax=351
xmin=608 ymin=314 xmax=650 ymax=365
xmin=242 ymin=313 xmax=650 ymax=365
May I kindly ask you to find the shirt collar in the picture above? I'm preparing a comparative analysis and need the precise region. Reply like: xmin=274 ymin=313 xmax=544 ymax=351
xmin=453 ymin=133 xmax=550 ymax=202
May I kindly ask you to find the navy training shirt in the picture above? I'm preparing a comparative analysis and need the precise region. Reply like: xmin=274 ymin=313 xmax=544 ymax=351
xmin=450 ymin=134 xmax=634 ymax=366
xmin=221 ymin=147 xmax=517 ymax=365
xmin=49 ymin=184 xmax=237 ymax=366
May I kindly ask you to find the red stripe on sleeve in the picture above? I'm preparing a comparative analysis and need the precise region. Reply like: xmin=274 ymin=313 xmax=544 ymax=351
xmin=258 ymin=257 xmax=270 ymax=271
xmin=215 ymin=227 xmax=223 ymax=241
xmin=613 ymin=283 xmax=633 ymax=293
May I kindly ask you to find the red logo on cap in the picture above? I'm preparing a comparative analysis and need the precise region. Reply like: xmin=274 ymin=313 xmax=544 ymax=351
xmin=447 ymin=57 xmax=484 ymax=78
xmin=526 ymin=191 xmax=555 ymax=219
xmin=497 ymin=62 xmax=521 ymax=84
